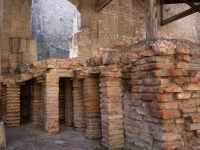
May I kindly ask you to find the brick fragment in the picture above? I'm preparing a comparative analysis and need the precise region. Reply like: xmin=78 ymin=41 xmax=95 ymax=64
xmin=183 ymin=84 xmax=200 ymax=91
xmin=138 ymin=63 xmax=175 ymax=71
xmin=175 ymin=92 xmax=191 ymax=99
xmin=190 ymin=114 xmax=200 ymax=123
xmin=150 ymin=109 xmax=180 ymax=119
xmin=175 ymin=62 xmax=188 ymax=69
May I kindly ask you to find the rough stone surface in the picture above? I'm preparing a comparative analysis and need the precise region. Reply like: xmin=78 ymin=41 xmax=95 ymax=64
xmin=0 ymin=122 xmax=6 ymax=148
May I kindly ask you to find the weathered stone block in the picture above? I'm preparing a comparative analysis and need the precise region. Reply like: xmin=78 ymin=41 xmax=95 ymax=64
xmin=0 ymin=122 xmax=6 ymax=148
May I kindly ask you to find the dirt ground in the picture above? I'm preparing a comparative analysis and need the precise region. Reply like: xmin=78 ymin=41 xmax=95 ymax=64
xmin=2 ymin=121 xmax=102 ymax=150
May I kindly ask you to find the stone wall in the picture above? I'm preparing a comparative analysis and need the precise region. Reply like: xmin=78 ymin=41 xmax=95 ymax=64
xmin=68 ymin=0 xmax=200 ymax=57
xmin=33 ymin=0 xmax=76 ymax=60
xmin=123 ymin=40 xmax=200 ymax=150
xmin=2 ymin=0 xmax=37 ymax=77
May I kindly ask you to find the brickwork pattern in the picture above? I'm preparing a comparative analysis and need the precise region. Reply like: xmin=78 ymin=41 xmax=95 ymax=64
xmin=99 ymin=73 xmax=124 ymax=150
xmin=59 ymin=79 xmax=65 ymax=120
xmin=6 ymin=84 xmax=20 ymax=127
xmin=124 ymin=40 xmax=200 ymax=150
xmin=31 ymin=80 xmax=42 ymax=125
xmin=1 ymin=85 xmax=6 ymax=122
xmin=44 ymin=70 xmax=59 ymax=135
xmin=73 ymin=79 xmax=86 ymax=131
xmin=65 ymin=79 xmax=74 ymax=126
xmin=83 ymin=76 xmax=101 ymax=139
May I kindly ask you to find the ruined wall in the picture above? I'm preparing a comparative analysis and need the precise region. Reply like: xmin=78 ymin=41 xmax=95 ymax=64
xmin=123 ymin=40 xmax=200 ymax=150
xmin=68 ymin=0 xmax=200 ymax=57
xmin=2 ymin=0 xmax=36 ymax=77
xmin=33 ymin=0 xmax=76 ymax=60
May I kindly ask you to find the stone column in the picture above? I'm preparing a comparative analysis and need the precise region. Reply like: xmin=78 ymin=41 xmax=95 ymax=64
xmin=65 ymin=79 xmax=74 ymax=126
xmin=44 ymin=70 xmax=59 ymax=135
xmin=6 ymin=84 xmax=20 ymax=127
xmin=83 ymin=75 xmax=101 ymax=139
xmin=99 ymin=72 xmax=124 ymax=149
xmin=32 ymin=80 xmax=42 ymax=125
xmin=73 ymin=79 xmax=86 ymax=131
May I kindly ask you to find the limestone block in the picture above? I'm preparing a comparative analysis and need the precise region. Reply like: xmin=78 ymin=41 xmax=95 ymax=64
xmin=0 ymin=122 xmax=6 ymax=148
xmin=10 ymin=29 xmax=17 ymax=38
xmin=11 ymin=4 xmax=21 ymax=14
xmin=22 ymin=53 xmax=37 ymax=64
xmin=10 ymin=63 xmax=18 ymax=70
xmin=16 ymin=30 xmax=30 ymax=39
xmin=11 ymin=39 xmax=20 ymax=53
xmin=9 ymin=54 xmax=18 ymax=63
xmin=11 ymin=19 xmax=24 ymax=30
xmin=26 ymin=40 xmax=37 ymax=54
xmin=19 ymin=39 xmax=27 ymax=53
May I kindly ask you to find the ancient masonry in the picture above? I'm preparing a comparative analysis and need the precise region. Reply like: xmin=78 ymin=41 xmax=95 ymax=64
xmin=1 ymin=39 xmax=200 ymax=149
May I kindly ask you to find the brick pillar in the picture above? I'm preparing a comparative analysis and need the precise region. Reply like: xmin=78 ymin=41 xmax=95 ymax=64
xmin=99 ymin=73 xmax=124 ymax=149
xmin=44 ymin=70 xmax=59 ymax=135
xmin=83 ymin=76 xmax=101 ymax=139
xmin=65 ymin=79 xmax=74 ymax=126
xmin=1 ymin=85 xmax=6 ymax=122
xmin=73 ymin=79 xmax=86 ymax=131
xmin=36 ymin=76 xmax=45 ymax=126
xmin=59 ymin=79 xmax=65 ymax=121
xmin=31 ymin=80 xmax=42 ymax=125
xmin=6 ymin=84 xmax=20 ymax=127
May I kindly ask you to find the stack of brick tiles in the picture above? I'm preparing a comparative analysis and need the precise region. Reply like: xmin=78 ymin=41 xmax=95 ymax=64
xmin=99 ymin=73 xmax=124 ymax=150
xmin=124 ymin=40 xmax=200 ymax=150
xmin=73 ymin=79 xmax=86 ymax=131
xmin=31 ymin=80 xmax=42 ymax=125
xmin=6 ymin=84 xmax=20 ymax=127
xmin=44 ymin=70 xmax=59 ymax=135
xmin=65 ymin=79 xmax=74 ymax=126
xmin=59 ymin=79 xmax=65 ymax=120
xmin=83 ymin=76 xmax=101 ymax=139
xmin=36 ymin=76 xmax=45 ymax=125
xmin=1 ymin=85 xmax=6 ymax=122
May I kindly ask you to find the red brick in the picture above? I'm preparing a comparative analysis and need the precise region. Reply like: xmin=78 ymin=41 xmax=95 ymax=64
xmin=143 ymin=78 xmax=170 ymax=86
xmin=182 ymin=107 xmax=197 ymax=114
xmin=175 ymin=92 xmax=191 ymax=99
xmin=100 ymin=73 xmax=122 ymax=77
xmin=185 ymin=121 xmax=200 ymax=131
xmin=149 ymin=84 xmax=182 ymax=93
xmin=196 ymin=130 xmax=200 ymax=138
xmin=175 ymin=62 xmax=188 ymax=69
xmin=183 ymin=84 xmax=200 ymax=91
xmin=132 ymin=86 xmax=148 ymax=93
xmin=182 ymin=99 xmax=200 ymax=108
xmin=190 ymin=114 xmax=200 ymax=123
xmin=138 ymin=63 xmax=175 ymax=71
xmin=131 ymin=93 xmax=141 ymax=100
xmin=138 ymin=71 xmax=150 ymax=79
xmin=150 ymin=109 xmax=180 ymax=119
xmin=190 ymin=78 xmax=200 ymax=83
xmin=149 ymin=102 xmax=178 ymax=110
xmin=100 ymin=87 xmax=121 ymax=93
xmin=99 ymin=81 xmax=121 ymax=87
xmin=157 ymin=94 xmax=173 ymax=102
xmin=100 ymin=77 xmax=121 ymax=82
xmin=130 ymin=80 xmax=142 ymax=85
xmin=132 ymin=66 xmax=139 ymax=72
xmin=100 ymin=103 xmax=122 ymax=109
xmin=157 ymin=141 xmax=181 ymax=150
xmin=153 ymin=70 xmax=198 ymax=77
